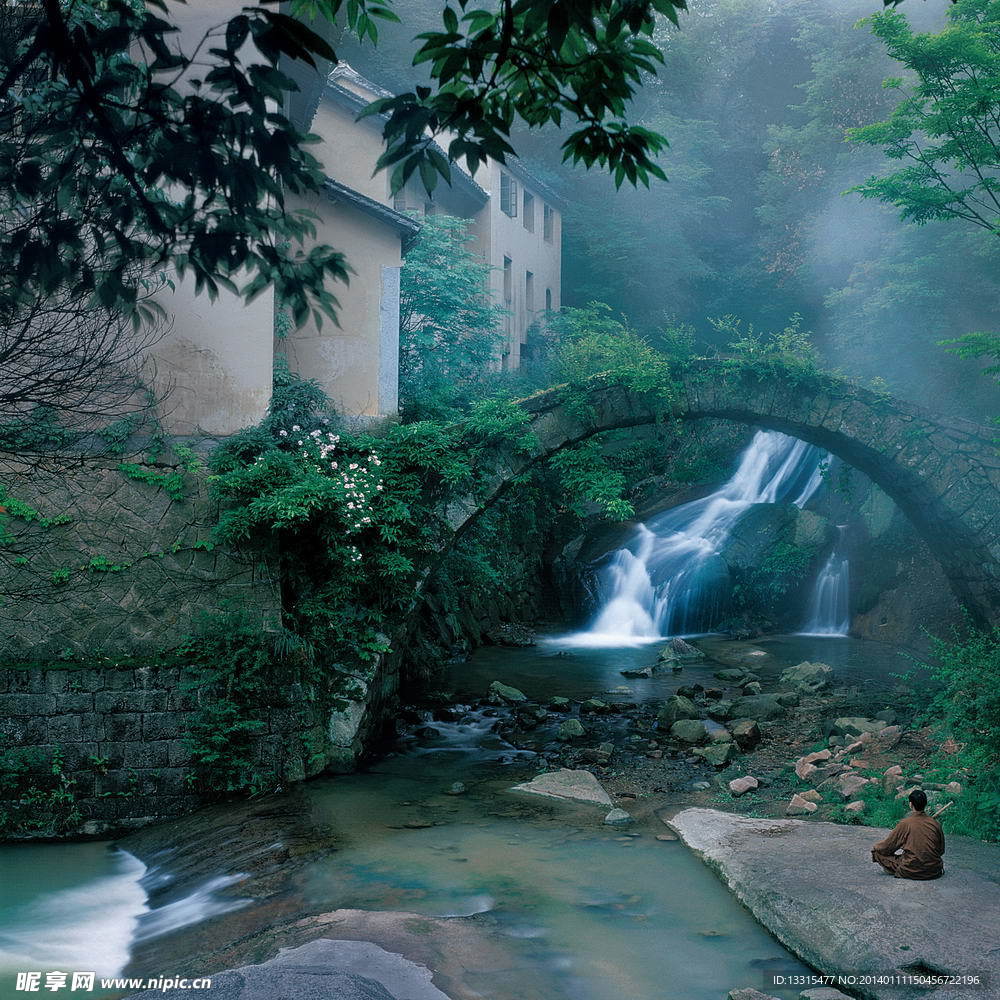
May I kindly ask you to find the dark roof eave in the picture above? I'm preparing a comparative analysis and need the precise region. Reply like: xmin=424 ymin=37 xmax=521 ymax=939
xmin=322 ymin=179 xmax=422 ymax=236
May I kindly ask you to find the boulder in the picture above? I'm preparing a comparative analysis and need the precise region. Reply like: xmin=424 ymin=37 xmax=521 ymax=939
xmin=669 ymin=808 xmax=1000 ymax=1000
xmin=741 ymin=681 xmax=763 ymax=695
xmin=786 ymin=793 xmax=818 ymax=816
xmin=799 ymin=789 xmax=822 ymax=804
xmin=511 ymin=769 xmax=613 ymax=807
xmin=714 ymin=668 xmax=749 ymax=683
xmin=729 ymin=776 xmax=759 ymax=798
xmin=874 ymin=709 xmax=898 ymax=725
xmin=516 ymin=705 xmax=547 ymax=727
xmin=801 ymin=989 xmax=853 ymax=1000
xmin=728 ymin=990 xmax=780 ymax=1000
xmin=604 ymin=808 xmax=635 ymax=826
xmin=580 ymin=698 xmax=611 ymax=714
xmin=780 ymin=661 xmax=833 ymax=695
xmin=488 ymin=681 xmax=528 ymax=705
xmin=667 ymin=637 xmax=704 ymax=661
xmin=693 ymin=742 xmax=736 ymax=767
xmin=833 ymin=717 xmax=887 ymax=737
xmin=707 ymin=700 xmax=735 ymax=721
xmin=844 ymin=800 xmax=865 ymax=815
xmin=620 ymin=665 xmax=654 ymax=679
xmin=548 ymin=696 xmax=571 ymax=712
xmin=729 ymin=695 xmax=785 ymax=721
xmin=657 ymin=694 xmax=700 ymax=726
xmin=731 ymin=719 xmax=762 ymax=750
xmin=556 ymin=718 xmax=586 ymax=741
xmin=775 ymin=690 xmax=800 ymax=707
xmin=671 ymin=719 xmax=708 ymax=744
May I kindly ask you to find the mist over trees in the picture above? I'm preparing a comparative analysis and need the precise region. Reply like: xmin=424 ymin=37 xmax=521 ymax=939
xmin=344 ymin=0 xmax=1000 ymax=421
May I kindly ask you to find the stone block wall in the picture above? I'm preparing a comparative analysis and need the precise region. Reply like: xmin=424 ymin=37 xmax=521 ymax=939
xmin=0 ymin=451 xmax=280 ymax=659
xmin=0 ymin=663 xmax=330 ymax=839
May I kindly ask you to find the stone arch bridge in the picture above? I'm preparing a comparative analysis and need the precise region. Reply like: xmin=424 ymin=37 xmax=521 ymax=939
xmin=445 ymin=363 xmax=1000 ymax=627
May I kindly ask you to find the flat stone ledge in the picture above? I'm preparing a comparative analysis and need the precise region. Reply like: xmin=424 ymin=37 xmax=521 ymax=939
xmin=123 ymin=938 xmax=451 ymax=1000
xmin=668 ymin=808 xmax=1000 ymax=1000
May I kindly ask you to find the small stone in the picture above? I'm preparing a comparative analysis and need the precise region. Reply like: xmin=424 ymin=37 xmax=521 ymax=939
xmin=556 ymin=718 xmax=586 ymax=741
xmin=655 ymin=833 xmax=677 ymax=842
xmin=873 ymin=724 xmax=902 ymax=750
xmin=786 ymin=793 xmax=818 ymax=816
xmin=741 ymin=681 xmax=763 ymax=695
xmin=647 ymin=750 xmax=663 ymax=759
xmin=775 ymin=690 xmax=799 ymax=707
xmin=844 ymin=800 xmax=865 ymax=814
xmin=729 ymin=776 xmax=759 ymax=797
xmin=580 ymin=698 xmax=610 ymax=714
xmin=691 ymin=780 xmax=711 ymax=791
xmin=943 ymin=781 xmax=963 ymax=796
xmin=883 ymin=764 xmax=904 ymax=794
xmin=488 ymin=681 xmax=528 ymax=705
xmin=833 ymin=716 xmax=887 ymax=737
xmin=548 ymin=696 xmax=571 ymax=712
xmin=833 ymin=772 xmax=871 ymax=801
xmin=443 ymin=782 xmax=466 ymax=796
xmin=604 ymin=808 xmax=635 ymax=826
xmin=800 ymin=987 xmax=853 ymax=999
xmin=728 ymin=988 xmax=781 ymax=1000
xmin=693 ymin=742 xmax=735 ymax=767
xmin=795 ymin=749 xmax=832 ymax=781
xmin=731 ymin=719 xmax=762 ymax=750
xmin=729 ymin=695 xmax=786 ymax=721
xmin=799 ymin=789 xmax=822 ymax=803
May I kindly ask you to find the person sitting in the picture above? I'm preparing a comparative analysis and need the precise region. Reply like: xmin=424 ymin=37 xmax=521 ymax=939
xmin=870 ymin=789 xmax=945 ymax=880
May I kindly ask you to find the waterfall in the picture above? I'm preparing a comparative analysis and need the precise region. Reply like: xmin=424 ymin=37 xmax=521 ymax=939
xmin=560 ymin=431 xmax=828 ymax=647
xmin=799 ymin=526 xmax=850 ymax=637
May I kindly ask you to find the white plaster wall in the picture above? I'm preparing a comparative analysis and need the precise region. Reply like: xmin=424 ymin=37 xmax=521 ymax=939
xmin=278 ymin=193 xmax=402 ymax=417
xmin=470 ymin=162 xmax=562 ymax=369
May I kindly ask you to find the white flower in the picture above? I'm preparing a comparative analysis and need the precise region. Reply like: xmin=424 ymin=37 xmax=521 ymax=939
xmin=291 ymin=425 xmax=301 ymax=432
xmin=278 ymin=430 xmax=288 ymax=437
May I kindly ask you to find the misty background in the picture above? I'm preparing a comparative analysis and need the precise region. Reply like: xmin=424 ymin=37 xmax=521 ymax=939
xmin=341 ymin=0 xmax=1000 ymax=421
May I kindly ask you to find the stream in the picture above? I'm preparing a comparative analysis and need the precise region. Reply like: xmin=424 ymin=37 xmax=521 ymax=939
xmin=0 ymin=633 xmax=912 ymax=1000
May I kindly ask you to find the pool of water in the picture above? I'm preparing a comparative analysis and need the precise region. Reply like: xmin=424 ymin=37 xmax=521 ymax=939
xmin=0 ymin=631 xmax=910 ymax=1000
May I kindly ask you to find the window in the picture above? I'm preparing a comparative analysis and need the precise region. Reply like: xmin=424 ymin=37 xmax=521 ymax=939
xmin=543 ymin=203 xmax=555 ymax=242
xmin=525 ymin=271 xmax=534 ymax=311
xmin=545 ymin=288 xmax=553 ymax=312
xmin=522 ymin=191 xmax=534 ymax=232
xmin=503 ymin=256 xmax=513 ymax=302
xmin=500 ymin=172 xmax=518 ymax=217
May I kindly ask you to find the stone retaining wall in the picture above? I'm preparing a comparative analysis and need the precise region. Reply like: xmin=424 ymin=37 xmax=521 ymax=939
xmin=0 ymin=663 xmax=329 ymax=839
xmin=0 ymin=451 xmax=280 ymax=660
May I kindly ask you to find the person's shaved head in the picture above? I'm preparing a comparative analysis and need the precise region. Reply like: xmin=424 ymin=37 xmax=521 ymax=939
xmin=909 ymin=789 xmax=928 ymax=811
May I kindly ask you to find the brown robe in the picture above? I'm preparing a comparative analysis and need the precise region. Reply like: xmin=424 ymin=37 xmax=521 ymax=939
xmin=871 ymin=811 xmax=945 ymax=880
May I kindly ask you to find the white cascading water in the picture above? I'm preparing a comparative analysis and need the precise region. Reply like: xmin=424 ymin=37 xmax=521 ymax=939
xmin=799 ymin=525 xmax=850 ymax=637
xmin=561 ymin=431 xmax=828 ymax=646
